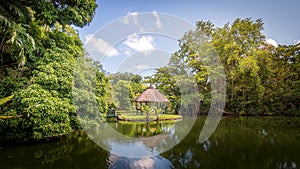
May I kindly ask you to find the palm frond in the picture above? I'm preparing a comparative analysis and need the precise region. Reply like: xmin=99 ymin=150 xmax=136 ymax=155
xmin=18 ymin=48 xmax=25 ymax=67
xmin=0 ymin=15 xmax=12 ymax=28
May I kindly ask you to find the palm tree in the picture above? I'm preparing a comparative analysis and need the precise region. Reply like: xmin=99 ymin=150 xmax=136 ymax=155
xmin=0 ymin=0 xmax=35 ymax=68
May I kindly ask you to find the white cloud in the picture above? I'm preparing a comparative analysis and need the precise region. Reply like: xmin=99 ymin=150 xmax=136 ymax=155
xmin=266 ymin=39 xmax=278 ymax=48
xmin=152 ymin=10 xmax=162 ymax=29
xmin=134 ymin=64 xmax=150 ymax=71
xmin=123 ymin=47 xmax=133 ymax=56
xmin=85 ymin=34 xmax=119 ymax=57
xmin=121 ymin=12 xmax=139 ymax=25
xmin=123 ymin=34 xmax=155 ymax=52
xmin=130 ymin=157 xmax=155 ymax=169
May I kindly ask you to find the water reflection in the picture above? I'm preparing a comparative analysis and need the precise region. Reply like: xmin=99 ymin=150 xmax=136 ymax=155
xmin=161 ymin=117 xmax=300 ymax=169
xmin=0 ymin=132 xmax=109 ymax=169
xmin=0 ymin=117 xmax=299 ymax=169
xmin=108 ymin=121 xmax=175 ymax=137
xmin=107 ymin=153 xmax=173 ymax=169
xmin=86 ymin=117 xmax=195 ymax=158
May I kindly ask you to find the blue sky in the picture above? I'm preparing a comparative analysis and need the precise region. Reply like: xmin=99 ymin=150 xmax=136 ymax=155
xmin=78 ymin=0 xmax=300 ymax=74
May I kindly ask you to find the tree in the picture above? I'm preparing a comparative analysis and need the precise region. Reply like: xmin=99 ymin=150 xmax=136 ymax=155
xmin=261 ymin=43 xmax=300 ymax=115
xmin=109 ymin=72 xmax=146 ymax=110
xmin=0 ymin=0 xmax=102 ymax=141
xmin=110 ymin=72 xmax=143 ymax=85
xmin=212 ymin=18 xmax=266 ymax=114
xmin=153 ymin=18 xmax=299 ymax=115
xmin=151 ymin=66 xmax=181 ymax=113
xmin=113 ymin=80 xmax=134 ymax=110
xmin=1 ymin=0 xmax=97 ymax=69
xmin=21 ymin=0 xmax=97 ymax=27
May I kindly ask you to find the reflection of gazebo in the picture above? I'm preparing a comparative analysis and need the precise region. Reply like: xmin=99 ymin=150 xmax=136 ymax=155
xmin=134 ymin=83 xmax=169 ymax=114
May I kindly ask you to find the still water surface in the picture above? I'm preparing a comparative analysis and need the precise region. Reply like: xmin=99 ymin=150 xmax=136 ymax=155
xmin=0 ymin=117 xmax=299 ymax=169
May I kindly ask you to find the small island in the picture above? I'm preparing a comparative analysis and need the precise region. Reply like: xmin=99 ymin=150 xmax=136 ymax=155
xmin=107 ymin=83 xmax=182 ymax=122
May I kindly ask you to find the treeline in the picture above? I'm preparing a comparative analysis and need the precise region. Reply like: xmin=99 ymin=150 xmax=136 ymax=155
xmin=152 ymin=18 xmax=299 ymax=116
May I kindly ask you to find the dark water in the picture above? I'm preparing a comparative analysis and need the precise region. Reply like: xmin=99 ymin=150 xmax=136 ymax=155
xmin=1 ymin=117 xmax=300 ymax=169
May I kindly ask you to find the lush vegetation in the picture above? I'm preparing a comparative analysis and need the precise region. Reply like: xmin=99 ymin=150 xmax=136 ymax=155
xmin=152 ymin=18 xmax=299 ymax=116
xmin=109 ymin=72 xmax=146 ymax=110
xmin=0 ymin=0 xmax=103 ymax=142
xmin=0 ymin=0 xmax=299 ymax=143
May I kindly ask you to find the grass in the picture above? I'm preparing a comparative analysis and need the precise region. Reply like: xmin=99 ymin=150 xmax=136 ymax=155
xmin=117 ymin=114 xmax=182 ymax=122
xmin=106 ymin=117 xmax=118 ymax=122
xmin=116 ymin=120 xmax=179 ymax=125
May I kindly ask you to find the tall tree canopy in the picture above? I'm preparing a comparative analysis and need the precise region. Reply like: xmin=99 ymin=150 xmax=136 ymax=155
xmin=153 ymin=18 xmax=299 ymax=115
xmin=0 ymin=0 xmax=103 ymax=142
xmin=0 ymin=0 xmax=97 ymax=68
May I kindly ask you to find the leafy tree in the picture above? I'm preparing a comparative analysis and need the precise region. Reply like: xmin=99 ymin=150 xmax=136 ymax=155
xmin=153 ymin=18 xmax=299 ymax=115
xmin=109 ymin=72 xmax=146 ymax=110
xmin=110 ymin=72 xmax=143 ymax=85
xmin=130 ymin=81 xmax=147 ymax=97
xmin=0 ymin=0 xmax=103 ymax=141
xmin=1 ymin=0 xmax=96 ymax=69
xmin=151 ymin=66 xmax=181 ymax=113
xmin=262 ymin=43 xmax=300 ymax=115
xmin=27 ymin=0 xmax=97 ymax=27
xmin=73 ymin=57 xmax=109 ymax=129
xmin=4 ymin=84 xmax=73 ymax=140
xmin=212 ymin=18 xmax=266 ymax=115
xmin=112 ymin=80 xmax=135 ymax=110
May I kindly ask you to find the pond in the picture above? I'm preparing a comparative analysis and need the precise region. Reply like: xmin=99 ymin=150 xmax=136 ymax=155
xmin=0 ymin=117 xmax=300 ymax=169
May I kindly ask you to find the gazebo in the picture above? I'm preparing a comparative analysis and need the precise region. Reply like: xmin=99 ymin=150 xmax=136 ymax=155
xmin=134 ymin=83 xmax=169 ymax=114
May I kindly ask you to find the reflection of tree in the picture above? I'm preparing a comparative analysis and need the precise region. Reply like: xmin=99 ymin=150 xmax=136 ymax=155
xmin=1 ymin=117 xmax=299 ymax=169
xmin=0 ymin=132 xmax=108 ymax=169
xmin=161 ymin=117 xmax=300 ymax=169
xmin=109 ymin=122 xmax=169 ymax=138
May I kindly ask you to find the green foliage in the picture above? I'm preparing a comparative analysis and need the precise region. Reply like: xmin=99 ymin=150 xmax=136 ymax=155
xmin=212 ymin=18 xmax=266 ymax=115
xmin=110 ymin=72 xmax=143 ymax=85
xmin=73 ymin=57 xmax=109 ymax=129
xmin=30 ymin=0 xmax=97 ymax=27
xmin=32 ymin=48 xmax=75 ymax=97
xmin=112 ymin=80 xmax=135 ymax=110
xmin=1 ymin=84 xmax=73 ymax=140
xmin=0 ymin=0 xmax=93 ymax=71
xmin=109 ymin=72 xmax=146 ymax=110
xmin=130 ymin=81 xmax=147 ymax=97
xmin=0 ymin=0 xmax=35 ymax=68
xmin=141 ymin=105 xmax=151 ymax=113
xmin=0 ymin=67 xmax=30 ymax=98
xmin=151 ymin=66 xmax=181 ymax=113
xmin=153 ymin=18 xmax=299 ymax=116
xmin=260 ymin=44 xmax=300 ymax=115
xmin=0 ymin=0 xmax=105 ymax=141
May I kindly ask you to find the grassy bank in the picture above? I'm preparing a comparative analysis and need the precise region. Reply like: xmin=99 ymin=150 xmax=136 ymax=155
xmin=116 ymin=114 xmax=182 ymax=122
